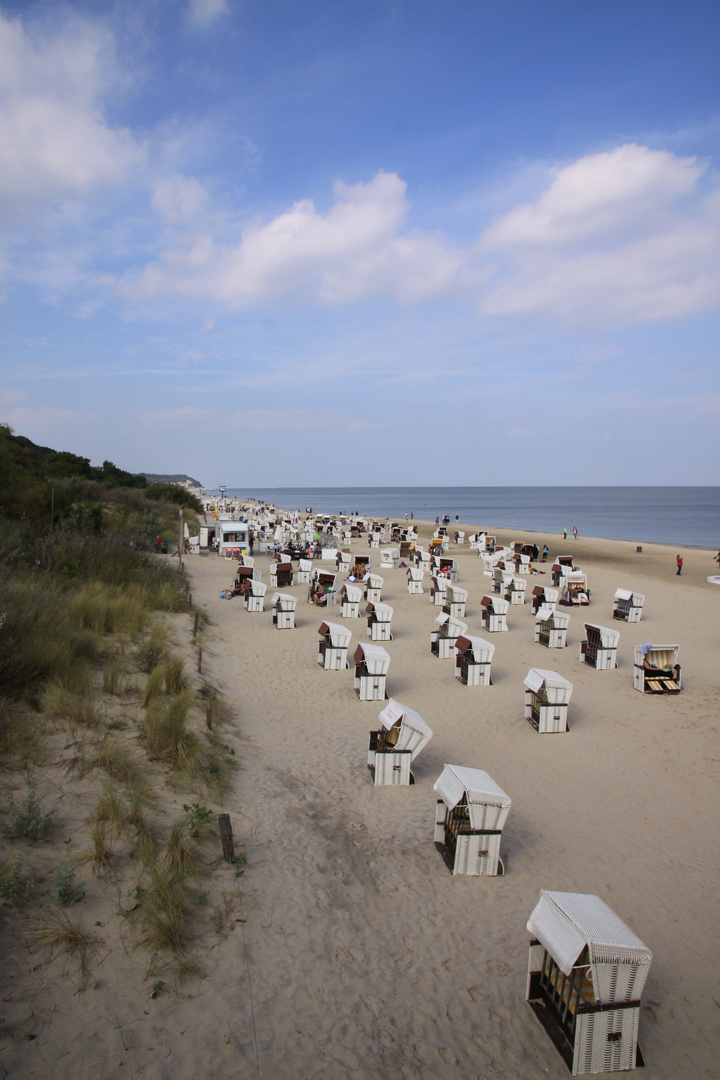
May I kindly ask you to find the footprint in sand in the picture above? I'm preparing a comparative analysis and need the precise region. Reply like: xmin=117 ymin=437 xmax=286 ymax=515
xmin=486 ymin=959 xmax=510 ymax=976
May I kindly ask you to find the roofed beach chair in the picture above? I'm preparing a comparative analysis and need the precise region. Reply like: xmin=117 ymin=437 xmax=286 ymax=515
xmin=431 ymin=612 xmax=468 ymax=659
xmin=367 ymin=698 xmax=433 ymax=786
xmin=366 ymin=601 xmax=393 ymax=641
xmin=244 ymin=578 xmax=267 ymax=613
xmin=365 ymin=573 xmax=383 ymax=603
xmin=406 ymin=565 xmax=424 ymax=594
xmin=443 ymin=583 xmax=468 ymax=619
xmin=430 ymin=573 xmax=449 ymax=606
xmin=454 ymin=634 xmax=495 ymax=686
xmin=270 ymin=560 xmax=294 ymax=588
xmin=317 ymin=621 xmax=351 ymax=670
xmin=380 ymin=547 xmax=400 ymax=569
xmin=580 ymin=624 xmax=619 ymax=669
xmin=339 ymin=582 xmax=363 ymax=617
xmin=297 ymin=558 xmax=313 ymax=584
xmin=271 ymin=592 xmax=297 ymax=629
xmin=633 ymin=644 xmax=681 ymax=694
xmin=433 ymin=765 xmax=511 ymax=876
xmin=612 ymin=589 xmax=644 ymax=623
xmin=353 ymin=642 xmax=390 ymax=700
xmin=524 ymin=668 xmax=573 ymax=732
xmin=532 ymin=585 xmax=559 ymax=615
xmin=526 ymin=890 xmax=652 ymax=1075
xmin=535 ymin=607 xmax=570 ymax=648
xmin=480 ymin=594 xmax=509 ymax=632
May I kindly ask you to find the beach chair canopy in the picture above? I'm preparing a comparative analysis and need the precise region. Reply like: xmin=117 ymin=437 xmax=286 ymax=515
xmin=434 ymin=765 xmax=511 ymax=826
xmin=367 ymin=573 xmax=383 ymax=588
xmin=455 ymin=635 xmax=495 ymax=662
xmin=482 ymin=595 xmax=509 ymax=614
xmin=446 ymin=584 xmax=468 ymax=603
xmin=252 ymin=581 xmax=267 ymax=596
xmin=366 ymin=601 xmax=393 ymax=621
xmin=536 ymin=607 xmax=569 ymax=627
xmin=298 ymin=559 xmax=313 ymax=572
xmin=527 ymin=890 xmax=652 ymax=985
xmin=584 ymin=624 xmax=620 ymax=648
xmin=272 ymin=592 xmax=297 ymax=610
xmin=341 ymin=584 xmax=363 ymax=603
xmin=381 ymin=547 xmax=399 ymax=558
xmin=435 ymin=612 xmax=468 ymax=636
xmin=634 ymin=644 xmax=679 ymax=668
xmin=614 ymin=587 xmax=633 ymax=601
xmin=378 ymin=698 xmax=433 ymax=758
xmin=354 ymin=641 xmax=391 ymax=672
xmin=524 ymin=668 xmax=573 ymax=695
xmin=318 ymin=621 xmax=351 ymax=648
xmin=407 ymin=566 xmax=423 ymax=580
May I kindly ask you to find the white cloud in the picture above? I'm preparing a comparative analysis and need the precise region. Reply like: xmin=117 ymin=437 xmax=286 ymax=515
xmin=0 ymin=12 xmax=144 ymax=218
xmin=152 ymin=174 xmax=210 ymax=224
xmin=479 ymin=144 xmax=720 ymax=322
xmin=482 ymin=144 xmax=704 ymax=249
xmin=126 ymin=171 xmax=471 ymax=306
xmin=187 ymin=0 xmax=230 ymax=29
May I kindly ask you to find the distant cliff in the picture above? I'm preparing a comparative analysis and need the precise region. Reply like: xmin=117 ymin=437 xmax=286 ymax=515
xmin=143 ymin=473 xmax=202 ymax=487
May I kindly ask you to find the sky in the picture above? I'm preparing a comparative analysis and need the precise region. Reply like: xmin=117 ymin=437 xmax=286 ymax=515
xmin=1 ymin=0 xmax=719 ymax=487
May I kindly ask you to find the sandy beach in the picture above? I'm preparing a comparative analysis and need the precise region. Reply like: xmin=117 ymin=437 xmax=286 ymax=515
xmin=2 ymin=518 xmax=718 ymax=1079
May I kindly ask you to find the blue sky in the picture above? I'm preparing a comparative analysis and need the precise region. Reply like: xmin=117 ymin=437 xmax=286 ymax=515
xmin=1 ymin=0 xmax=718 ymax=486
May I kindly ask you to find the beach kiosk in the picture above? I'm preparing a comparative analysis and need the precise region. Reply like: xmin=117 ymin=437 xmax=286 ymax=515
xmin=270 ymin=560 xmax=294 ymax=588
xmin=580 ymin=625 xmax=619 ymax=669
xmin=431 ymin=613 xmax=468 ymax=659
xmin=365 ymin=573 xmax=384 ymax=604
xmin=271 ymin=592 xmax=297 ymax=629
xmin=366 ymin=601 xmax=393 ymax=641
xmin=297 ymin=558 xmax=313 ymax=585
xmin=612 ymin=589 xmax=644 ymax=623
xmin=339 ymin=583 xmax=363 ymax=618
xmin=217 ymin=522 xmax=250 ymax=557
xmin=443 ymin=584 xmax=468 ymax=619
xmin=317 ymin=621 xmax=351 ymax=670
xmin=433 ymin=765 xmax=511 ymax=876
xmin=244 ymin=578 xmax=267 ymax=613
xmin=480 ymin=595 xmax=509 ymax=632
xmin=524 ymin=668 xmax=573 ymax=733
xmin=380 ymin=547 xmax=400 ymax=569
xmin=524 ymin=665 xmax=574 ymax=734
xmin=455 ymin=635 xmax=495 ymax=686
xmin=526 ymin=890 xmax=652 ymax=1075
xmin=633 ymin=644 xmax=681 ymax=694
xmin=367 ymin=699 xmax=433 ymax=786
xmin=353 ymin=642 xmax=391 ymax=701
xmin=430 ymin=574 xmax=449 ymax=607
xmin=532 ymin=585 xmax=559 ymax=615
xmin=407 ymin=566 xmax=424 ymax=594
xmin=535 ymin=607 xmax=570 ymax=649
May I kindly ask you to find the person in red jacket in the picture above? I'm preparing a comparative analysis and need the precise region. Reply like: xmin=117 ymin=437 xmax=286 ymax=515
xmin=676 ymin=554 xmax=683 ymax=576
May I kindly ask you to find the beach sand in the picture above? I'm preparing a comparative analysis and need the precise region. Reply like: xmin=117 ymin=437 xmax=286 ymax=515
xmin=2 ymin=521 xmax=718 ymax=1079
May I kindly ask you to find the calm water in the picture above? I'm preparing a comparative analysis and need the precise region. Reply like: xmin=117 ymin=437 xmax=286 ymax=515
xmin=210 ymin=487 xmax=719 ymax=549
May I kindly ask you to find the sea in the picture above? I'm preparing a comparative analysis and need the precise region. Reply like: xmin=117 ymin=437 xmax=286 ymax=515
xmin=210 ymin=487 xmax=719 ymax=550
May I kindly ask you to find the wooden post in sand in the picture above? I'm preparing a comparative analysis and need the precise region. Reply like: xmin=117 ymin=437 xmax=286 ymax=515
xmin=218 ymin=814 xmax=234 ymax=862
xmin=193 ymin=611 xmax=199 ymax=639
xmin=197 ymin=646 xmax=203 ymax=674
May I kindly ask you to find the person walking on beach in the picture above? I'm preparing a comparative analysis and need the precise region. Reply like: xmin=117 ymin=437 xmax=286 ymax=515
xmin=563 ymin=527 xmax=567 ymax=541
xmin=542 ymin=544 xmax=548 ymax=563
xmin=573 ymin=526 xmax=578 ymax=540
xmin=676 ymin=554 xmax=683 ymax=576
xmin=249 ymin=528 xmax=254 ymax=556
xmin=714 ymin=550 xmax=720 ymax=568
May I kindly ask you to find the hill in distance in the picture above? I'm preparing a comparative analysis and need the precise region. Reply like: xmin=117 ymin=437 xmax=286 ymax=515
xmin=143 ymin=473 xmax=203 ymax=487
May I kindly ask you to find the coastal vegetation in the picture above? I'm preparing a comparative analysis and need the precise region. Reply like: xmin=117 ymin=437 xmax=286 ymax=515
xmin=0 ymin=425 xmax=240 ymax=994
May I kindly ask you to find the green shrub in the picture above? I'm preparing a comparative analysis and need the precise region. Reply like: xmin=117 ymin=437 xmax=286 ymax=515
xmin=3 ymin=787 xmax=56 ymax=842
xmin=54 ymin=864 xmax=85 ymax=907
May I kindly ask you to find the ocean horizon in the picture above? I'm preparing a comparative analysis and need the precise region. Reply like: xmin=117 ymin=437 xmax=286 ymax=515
xmin=202 ymin=486 xmax=719 ymax=550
